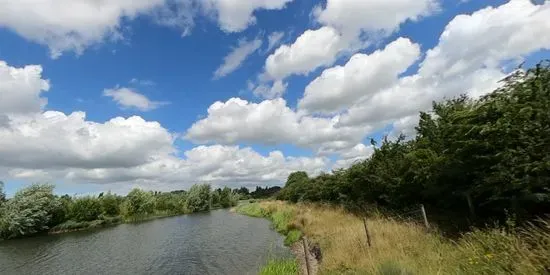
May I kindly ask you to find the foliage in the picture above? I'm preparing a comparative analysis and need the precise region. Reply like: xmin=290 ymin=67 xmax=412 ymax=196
xmin=284 ymin=229 xmax=301 ymax=246
xmin=0 ymin=184 xmax=61 ymax=239
xmin=242 ymin=201 xmax=550 ymax=275
xmin=259 ymin=258 xmax=299 ymax=275
xmin=120 ymin=189 xmax=156 ymax=218
xmin=69 ymin=196 xmax=102 ymax=222
xmin=100 ymin=192 xmax=121 ymax=216
xmin=0 ymin=182 xmax=236 ymax=240
xmin=0 ymin=181 xmax=5 ymax=204
xmin=185 ymin=184 xmax=212 ymax=212
xmin=278 ymin=62 xmax=550 ymax=226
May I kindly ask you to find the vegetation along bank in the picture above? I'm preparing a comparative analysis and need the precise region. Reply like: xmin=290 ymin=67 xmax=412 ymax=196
xmin=238 ymin=62 xmax=550 ymax=274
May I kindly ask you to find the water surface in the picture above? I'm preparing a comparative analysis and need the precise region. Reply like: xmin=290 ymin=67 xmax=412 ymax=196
xmin=0 ymin=209 xmax=291 ymax=275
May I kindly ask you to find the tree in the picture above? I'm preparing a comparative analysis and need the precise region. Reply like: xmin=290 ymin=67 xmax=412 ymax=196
xmin=69 ymin=196 xmax=102 ymax=222
xmin=121 ymin=189 xmax=155 ymax=218
xmin=0 ymin=181 xmax=5 ymax=204
xmin=0 ymin=184 xmax=61 ymax=239
xmin=186 ymin=184 xmax=211 ymax=212
xmin=100 ymin=192 xmax=121 ymax=216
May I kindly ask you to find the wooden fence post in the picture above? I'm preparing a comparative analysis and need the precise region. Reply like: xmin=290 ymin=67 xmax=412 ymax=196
xmin=420 ymin=204 xmax=430 ymax=229
xmin=302 ymin=237 xmax=311 ymax=275
xmin=362 ymin=217 xmax=372 ymax=247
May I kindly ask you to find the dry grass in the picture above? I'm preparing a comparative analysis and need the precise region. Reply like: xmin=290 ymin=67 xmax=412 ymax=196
xmin=238 ymin=201 xmax=550 ymax=275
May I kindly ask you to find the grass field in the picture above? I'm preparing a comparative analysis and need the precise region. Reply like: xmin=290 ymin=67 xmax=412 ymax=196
xmin=236 ymin=201 xmax=550 ymax=274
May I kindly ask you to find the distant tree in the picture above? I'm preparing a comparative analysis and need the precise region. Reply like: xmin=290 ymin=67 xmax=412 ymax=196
xmin=100 ymin=192 xmax=121 ymax=216
xmin=121 ymin=189 xmax=155 ymax=218
xmin=186 ymin=184 xmax=211 ymax=212
xmin=69 ymin=196 xmax=102 ymax=222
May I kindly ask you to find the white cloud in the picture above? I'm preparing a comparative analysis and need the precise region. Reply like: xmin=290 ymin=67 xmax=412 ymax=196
xmin=252 ymin=80 xmax=287 ymax=99
xmin=299 ymin=38 xmax=421 ymax=114
xmin=0 ymin=0 xmax=173 ymax=58
xmin=266 ymin=31 xmax=285 ymax=52
xmin=0 ymin=111 xmax=175 ymax=170
xmin=264 ymin=26 xmax=348 ymax=80
xmin=315 ymin=0 xmax=437 ymax=36
xmin=339 ymin=0 xmax=550 ymax=130
xmin=0 ymin=59 xmax=327 ymax=191
xmin=0 ymin=61 xmax=50 ymax=115
xmin=150 ymin=0 xmax=197 ymax=37
xmin=214 ymin=38 xmax=262 ymax=79
xmin=103 ymin=87 xmax=169 ymax=111
xmin=185 ymin=97 xmax=369 ymax=153
xmin=260 ymin=0 xmax=436 ymax=94
xmin=333 ymin=143 xmax=374 ymax=169
xmin=201 ymin=0 xmax=294 ymax=32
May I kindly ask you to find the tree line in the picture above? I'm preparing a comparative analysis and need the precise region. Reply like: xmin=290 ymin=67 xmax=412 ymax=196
xmin=277 ymin=61 xmax=550 ymax=228
xmin=0 ymin=183 xmax=239 ymax=240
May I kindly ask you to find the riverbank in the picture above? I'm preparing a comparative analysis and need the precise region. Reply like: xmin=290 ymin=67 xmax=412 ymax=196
xmin=236 ymin=201 xmax=550 ymax=274
xmin=49 ymin=208 xmax=229 ymax=235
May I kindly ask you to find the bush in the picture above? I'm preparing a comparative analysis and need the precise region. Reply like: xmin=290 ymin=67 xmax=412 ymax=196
xmin=69 ymin=196 xmax=102 ymax=222
xmin=0 ymin=184 xmax=61 ymax=239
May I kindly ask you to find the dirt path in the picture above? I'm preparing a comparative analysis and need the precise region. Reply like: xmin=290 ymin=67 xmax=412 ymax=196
xmin=291 ymin=237 xmax=320 ymax=275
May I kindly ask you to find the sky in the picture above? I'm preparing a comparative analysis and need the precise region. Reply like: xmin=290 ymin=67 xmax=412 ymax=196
xmin=1 ymin=0 xmax=549 ymax=196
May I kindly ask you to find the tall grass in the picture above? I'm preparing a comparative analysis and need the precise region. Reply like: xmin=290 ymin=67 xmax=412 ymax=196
xmin=237 ymin=201 xmax=550 ymax=274
xmin=259 ymin=259 xmax=299 ymax=275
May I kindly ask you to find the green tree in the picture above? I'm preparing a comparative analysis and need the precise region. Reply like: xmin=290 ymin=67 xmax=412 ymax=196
xmin=121 ymin=189 xmax=155 ymax=218
xmin=0 ymin=184 xmax=61 ymax=239
xmin=69 ymin=196 xmax=102 ymax=222
xmin=0 ymin=181 xmax=5 ymax=204
xmin=100 ymin=192 xmax=121 ymax=216
xmin=185 ymin=184 xmax=211 ymax=212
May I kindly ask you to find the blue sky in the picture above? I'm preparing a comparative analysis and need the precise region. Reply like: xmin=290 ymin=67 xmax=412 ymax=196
xmin=1 ymin=0 xmax=549 ymax=196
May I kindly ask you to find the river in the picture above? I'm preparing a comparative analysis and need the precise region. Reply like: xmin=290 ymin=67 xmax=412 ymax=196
xmin=0 ymin=209 xmax=291 ymax=275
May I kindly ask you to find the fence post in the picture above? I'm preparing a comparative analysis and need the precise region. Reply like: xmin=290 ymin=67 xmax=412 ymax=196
xmin=302 ymin=237 xmax=311 ymax=275
xmin=420 ymin=204 xmax=430 ymax=229
xmin=362 ymin=217 xmax=372 ymax=247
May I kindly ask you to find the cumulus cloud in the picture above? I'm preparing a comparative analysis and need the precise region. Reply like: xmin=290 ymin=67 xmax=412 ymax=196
xmin=0 ymin=61 xmax=50 ymax=115
xmin=0 ymin=0 xmax=172 ymax=58
xmin=299 ymin=38 xmax=421 ymax=114
xmin=264 ymin=26 xmax=348 ymax=80
xmin=339 ymin=0 xmax=550 ymax=130
xmin=315 ymin=0 xmax=438 ymax=36
xmin=0 ymin=112 xmax=175 ymax=170
xmin=0 ymin=60 xmax=327 ymax=191
xmin=0 ymin=0 xmax=294 ymax=58
xmin=200 ymin=0 xmax=294 ymax=32
xmin=214 ymin=38 xmax=262 ymax=79
xmin=333 ymin=143 xmax=374 ymax=169
xmin=103 ymin=87 xmax=169 ymax=111
xmin=258 ymin=0 xmax=436 ymax=96
xmin=185 ymin=97 xmax=369 ymax=153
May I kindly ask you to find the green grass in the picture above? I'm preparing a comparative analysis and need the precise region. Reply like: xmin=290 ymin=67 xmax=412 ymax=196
xmin=259 ymin=259 xmax=299 ymax=275
xmin=236 ymin=202 xmax=301 ymax=245
xmin=284 ymin=229 xmax=302 ymax=246
xmin=239 ymin=201 xmax=550 ymax=274
xmin=235 ymin=203 xmax=265 ymax=218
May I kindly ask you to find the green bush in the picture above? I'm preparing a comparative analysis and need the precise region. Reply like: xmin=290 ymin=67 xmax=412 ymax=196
xmin=69 ymin=196 xmax=102 ymax=222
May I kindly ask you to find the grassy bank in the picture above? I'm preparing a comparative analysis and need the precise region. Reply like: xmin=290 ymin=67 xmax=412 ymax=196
xmin=49 ymin=216 xmax=122 ymax=234
xmin=236 ymin=201 xmax=550 ymax=274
